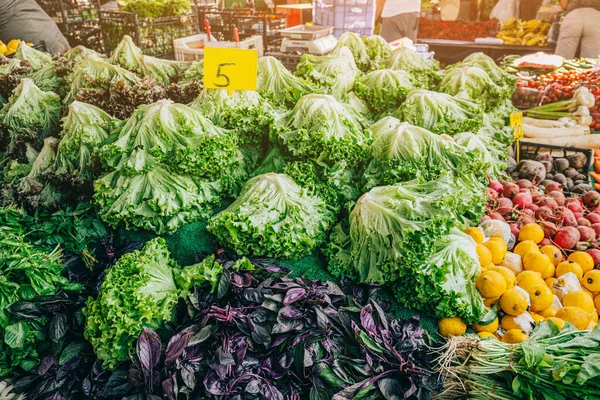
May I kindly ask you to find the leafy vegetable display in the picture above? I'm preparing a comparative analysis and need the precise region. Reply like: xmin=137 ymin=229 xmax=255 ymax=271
xmin=295 ymin=46 xmax=360 ymax=101
xmin=448 ymin=52 xmax=517 ymax=93
xmin=334 ymin=32 xmax=370 ymax=72
xmin=120 ymin=0 xmax=192 ymax=18
xmin=274 ymin=94 xmax=369 ymax=165
xmin=0 ymin=59 xmax=32 ymax=101
xmin=385 ymin=47 xmax=441 ymax=88
xmin=208 ymin=173 xmax=334 ymax=259
xmin=0 ymin=78 xmax=61 ymax=155
xmin=364 ymin=35 xmax=392 ymax=70
xmin=395 ymin=90 xmax=484 ymax=136
xmin=438 ymin=66 xmax=510 ymax=110
xmin=362 ymin=118 xmax=486 ymax=190
xmin=354 ymin=69 xmax=417 ymax=117
xmin=13 ymin=42 xmax=52 ymax=71
xmin=123 ymin=256 xmax=442 ymax=399
xmin=453 ymin=131 xmax=508 ymax=179
xmin=256 ymin=56 xmax=314 ymax=108
xmin=84 ymin=237 xmax=222 ymax=370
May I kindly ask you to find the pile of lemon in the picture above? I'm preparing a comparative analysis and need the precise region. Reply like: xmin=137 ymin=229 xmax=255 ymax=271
xmin=0 ymin=40 xmax=33 ymax=56
xmin=438 ymin=223 xmax=599 ymax=344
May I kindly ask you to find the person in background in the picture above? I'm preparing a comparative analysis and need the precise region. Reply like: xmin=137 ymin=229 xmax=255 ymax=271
xmin=0 ymin=0 xmax=69 ymax=55
xmin=555 ymin=0 xmax=600 ymax=58
xmin=379 ymin=0 xmax=421 ymax=43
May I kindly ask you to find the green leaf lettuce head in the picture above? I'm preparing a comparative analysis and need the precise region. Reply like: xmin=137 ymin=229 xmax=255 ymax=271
xmin=326 ymin=172 xmax=485 ymax=284
xmin=108 ymin=35 xmax=143 ymax=73
xmin=448 ymin=52 xmax=517 ymax=93
xmin=29 ymin=64 xmax=62 ymax=95
xmin=207 ymin=173 xmax=335 ymax=259
xmin=84 ymin=237 xmax=222 ymax=370
xmin=354 ymin=69 xmax=416 ymax=117
xmin=0 ymin=78 xmax=61 ymax=153
xmin=384 ymin=47 xmax=441 ymax=87
xmin=52 ymin=101 xmax=120 ymax=185
xmin=453 ymin=131 xmax=508 ymax=180
xmin=335 ymin=32 xmax=370 ymax=72
xmin=274 ymin=94 xmax=370 ymax=165
xmin=13 ymin=42 xmax=52 ymax=71
xmin=256 ymin=56 xmax=315 ymax=108
xmin=363 ymin=35 xmax=392 ymax=70
xmin=438 ymin=66 xmax=510 ymax=110
xmin=139 ymin=55 xmax=190 ymax=85
xmin=394 ymin=90 xmax=483 ymax=136
xmin=295 ymin=46 xmax=360 ymax=101
xmin=100 ymin=99 xmax=238 ymax=179
xmin=363 ymin=118 xmax=486 ymax=189
xmin=94 ymin=148 xmax=222 ymax=234
xmin=190 ymin=89 xmax=274 ymax=147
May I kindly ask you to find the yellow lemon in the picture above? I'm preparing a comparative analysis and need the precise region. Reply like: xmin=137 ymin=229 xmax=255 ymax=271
xmin=477 ymin=331 xmax=496 ymax=339
xmin=500 ymin=288 xmax=528 ymax=316
xmin=473 ymin=317 xmax=499 ymax=333
xmin=516 ymin=270 xmax=544 ymax=290
xmin=540 ymin=245 xmax=562 ymax=266
xmin=556 ymin=260 xmax=584 ymax=279
xmin=594 ymin=293 xmax=600 ymax=313
xmin=568 ymin=252 xmax=595 ymax=274
xmin=483 ymin=239 xmax=507 ymax=265
xmin=6 ymin=39 xmax=21 ymax=50
xmin=476 ymin=244 xmax=493 ymax=267
xmin=527 ymin=284 xmax=554 ymax=312
xmin=465 ymin=227 xmax=485 ymax=244
xmin=523 ymin=252 xmax=552 ymax=274
xmin=502 ymin=329 xmax=529 ymax=343
xmin=0 ymin=41 xmax=6 ymax=56
xmin=555 ymin=306 xmax=593 ymax=330
xmin=542 ymin=263 xmax=555 ymax=279
xmin=483 ymin=297 xmax=499 ymax=307
xmin=583 ymin=287 xmax=596 ymax=299
xmin=438 ymin=317 xmax=467 ymax=337
xmin=518 ymin=223 xmax=544 ymax=244
xmin=538 ymin=307 xmax=558 ymax=318
xmin=530 ymin=312 xmax=544 ymax=324
xmin=487 ymin=266 xmax=516 ymax=289
xmin=562 ymin=291 xmax=595 ymax=314
xmin=545 ymin=277 xmax=557 ymax=289
xmin=546 ymin=317 xmax=565 ymax=330
xmin=514 ymin=240 xmax=540 ymax=259
xmin=476 ymin=271 xmax=507 ymax=298
xmin=500 ymin=314 xmax=523 ymax=331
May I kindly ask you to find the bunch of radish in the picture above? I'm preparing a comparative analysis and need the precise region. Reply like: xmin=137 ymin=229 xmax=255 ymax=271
xmin=485 ymin=178 xmax=600 ymax=265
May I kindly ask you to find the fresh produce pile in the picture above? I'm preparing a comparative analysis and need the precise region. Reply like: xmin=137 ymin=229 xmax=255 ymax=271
xmin=0 ymin=40 xmax=33 ymax=57
xmin=417 ymin=18 xmax=499 ymax=41
xmin=496 ymin=18 xmax=551 ymax=46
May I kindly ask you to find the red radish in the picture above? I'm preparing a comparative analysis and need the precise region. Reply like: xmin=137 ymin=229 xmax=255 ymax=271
xmin=518 ymin=216 xmax=535 ymax=226
xmin=544 ymin=182 xmax=562 ymax=193
xmin=589 ymin=205 xmax=600 ymax=214
xmin=540 ymin=238 xmax=553 ymax=246
xmin=509 ymin=223 xmax=521 ymax=237
xmin=592 ymin=223 xmax=600 ymax=237
xmin=526 ymin=203 xmax=540 ymax=212
xmin=481 ymin=215 xmax=491 ymax=222
xmin=578 ymin=218 xmax=592 ymax=227
xmin=497 ymin=198 xmax=513 ymax=214
xmin=520 ymin=209 xmax=535 ymax=218
xmin=537 ymin=196 xmax=558 ymax=210
xmin=489 ymin=212 xmax=505 ymax=221
xmin=566 ymin=198 xmax=583 ymax=214
xmin=486 ymin=187 xmax=498 ymax=201
xmin=536 ymin=206 xmax=554 ymax=221
xmin=586 ymin=248 xmax=600 ymax=265
xmin=554 ymin=226 xmax=581 ymax=249
xmin=574 ymin=212 xmax=584 ymax=220
xmin=586 ymin=212 xmax=600 ymax=224
xmin=489 ymin=181 xmax=503 ymax=193
xmin=513 ymin=192 xmax=533 ymax=209
xmin=541 ymin=221 xmax=558 ymax=238
xmin=547 ymin=191 xmax=566 ymax=206
xmin=578 ymin=226 xmax=596 ymax=242
xmin=561 ymin=208 xmax=578 ymax=227
xmin=532 ymin=193 xmax=543 ymax=204
xmin=517 ymin=179 xmax=534 ymax=189
xmin=583 ymin=191 xmax=600 ymax=207
xmin=503 ymin=182 xmax=520 ymax=198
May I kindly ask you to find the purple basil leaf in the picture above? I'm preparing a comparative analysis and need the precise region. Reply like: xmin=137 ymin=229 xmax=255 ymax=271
xmin=38 ymin=356 xmax=57 ymax=376
xmin=189 ymin=324 xmax=218 ymax=347
xmin=360 ymin=305 xmax=378 ymax=338
xmin=370 ymin=300 xmax=389 ymax=331
xmin=136 ymin=328 xmax=161 ymax=390
xmin=377 ymin=377 xmax=404 ymax=400
xmin=48 ymin=313 xmax=69 ymax=343
xmin=245 ymin=379 xmax=261 ymax=394
xmin=231 ymin=272 xmax=253 ymax=287
xmin=283 ymin=288 xmax=307 ymax=305
xmin=180 ymin=363 xmax=196 ymax=390
xmin=314 ymin=306 xmax=330 ymax=330
xmin=204 ymin=372 xmax=226 ymax=395
xmin=278 ymin=306 xmax=304 ymax=320
xmin=164 ymin=330 xmax=193 ymax=363
xmin=162 ymin=374 xmax=177 ymax=400
xmin=271 ymin=282 xmax=301 ymax=290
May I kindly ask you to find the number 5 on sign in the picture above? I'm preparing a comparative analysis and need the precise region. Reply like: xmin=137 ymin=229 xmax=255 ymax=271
xmin=203 ymin=47 xmax=258 ymax=93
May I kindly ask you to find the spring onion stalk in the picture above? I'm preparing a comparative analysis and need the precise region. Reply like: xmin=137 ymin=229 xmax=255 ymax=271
xmin=524 ymin=87 xmax=595 ymax=122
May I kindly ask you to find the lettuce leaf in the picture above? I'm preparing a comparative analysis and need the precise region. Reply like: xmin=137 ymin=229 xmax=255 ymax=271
xmin=14 ymin=42 xmax=52 ymax=71
xmin=108 ymin=35 xmax=143 ymax=72
xmin=335 ymin=32 xmax=370 ymax=72
xmin=256 ymin=56 xmax=315 ymax=108
xmin=384 ymin=47 xmax=441 ymax=88
xmin=438 ymin=66 xmax=511 ymax=110
xmin=354 ymin=69 xmax=417 ymax=117
xmin=363 ymin=35 xmax=392 ymax=70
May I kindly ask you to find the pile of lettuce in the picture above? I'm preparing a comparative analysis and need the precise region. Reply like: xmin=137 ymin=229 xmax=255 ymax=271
xmin=362 ymin=118 xmax=486 ymax=190
xmin=84 ymin=237 xmax=222 ymax=370
xmin=95 ymin=100 xmax=240 ymax=234
xmin=335 ymin=32 xmax=370 ymax=72
xmin=326 ymin=173 xmax=486 ymax=322
xmin=447 ymin=52 xmax=517 ymax=94
xmin=394 ymin=90 xmax=483 ymax=136
xmin=385 ymin=47 xmax=440 ymax=88
xmin=208 ymin=173 xmax=334 ymax=259
xmin=256 ymin=56 xmax=314 ymax=108
xmin=354 ymin=69 xmax=417 ymax=117
xmin=438 ymin=66 xmax=512 ymax=110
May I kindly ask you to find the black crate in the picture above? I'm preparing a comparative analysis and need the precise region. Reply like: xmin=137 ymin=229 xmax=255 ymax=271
xmin=266 ymin=52 xmax=301 ymax=71
xmin=99 ymin=10 xmax=200 ymax=58
xmin=515 ymin=141 xmax=594 ymax=192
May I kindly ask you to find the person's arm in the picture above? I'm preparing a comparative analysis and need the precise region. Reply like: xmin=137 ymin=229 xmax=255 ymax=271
xmin=560 ymin=0 xmax=568 ymax=9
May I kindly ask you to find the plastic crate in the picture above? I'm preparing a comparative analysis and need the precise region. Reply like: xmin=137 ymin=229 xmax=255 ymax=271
xmin=515 ymin=141 xmax=594 ymax=192
xmin=174 ymin=34 xmax=263 ymax=61
xmin=99 ymin=10 xmax=200 ymax=58
xmin=313 ymin=0 xmax=375 ymax=38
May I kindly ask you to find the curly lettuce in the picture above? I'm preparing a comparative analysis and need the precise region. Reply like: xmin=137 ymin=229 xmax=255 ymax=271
xmin=438 ymin=66 xmax=511 ymax=110
xmin=108 ymin=35 xmax=143 ymax=72
xmin=207 ymin=173 xmax=334 ymax=259
xmin=363 ymin=35 xmax=392 ymax=70
xmin=14 ymin=42 xmax=52 ymax=71
xmin=335 ymin=32 xmax=370 ymax=72
xmin=394 ymin=90 xmax=483 ymax=136
xmin=256 ymin=56 xmax=314 ymax=108
xmin=354 ymin=69 xmax=416 ymax=117
xmin=384 ymin=47 xmax=440 ymax=88
xmin=139 ymin=55 xmax=189 ymax=85
xmin=448 ymin=52 xmax=517 ymax=93
xmin=453 ymin=131 xmax=507 ymax=179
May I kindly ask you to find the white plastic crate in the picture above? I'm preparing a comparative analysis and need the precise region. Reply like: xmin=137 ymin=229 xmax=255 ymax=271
xmin=313 ymin=0 xmax=375 ymax=38
xmin=174 ymin=34 xmax=263 ymax=61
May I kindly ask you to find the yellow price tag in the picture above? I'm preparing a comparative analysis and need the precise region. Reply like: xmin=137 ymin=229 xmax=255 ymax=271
xmin=203 ymin=47 xmax=258 ymax=93
xmin=510 ymin=111 xmax=523 ymax=128
xmin=514 ymin=124 xmax=524 ymax=140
